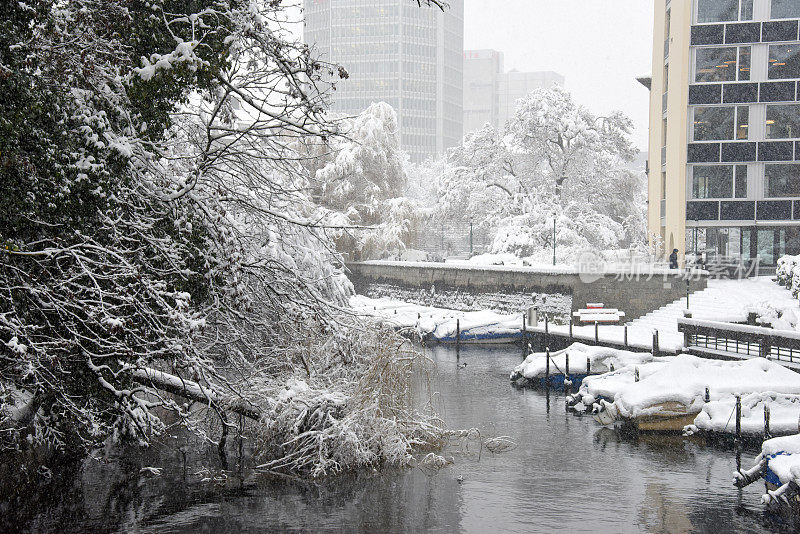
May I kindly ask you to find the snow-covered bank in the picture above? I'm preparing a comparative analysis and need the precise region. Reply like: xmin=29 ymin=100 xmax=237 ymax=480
xmin=350 ymin=295 xmax=525 ymax=343
xmin=510 ymin=343 xmax=654 ymax=383
xmin=357 ymin=282 xmax=571 ymax=317
xmin=686 ymin=392 xmax=800 ymax=438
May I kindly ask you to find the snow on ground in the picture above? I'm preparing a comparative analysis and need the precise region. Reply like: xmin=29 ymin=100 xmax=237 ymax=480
xmin=688 ymin=392 xmax=800 ymax=437
xmin=630 ymin=276 xmax=800 ymax=333
xmin=350 ymin=295 xmax=523 ymax=342
xmin=588 ymin=354 xmax=800 ymax=421
xmin=528 ymin=276 xmax=800 ymax=353
xmin=511 ymin=343 xmax=654 ymax=380
xmin=358 ymin=282 xmax=571 ymax=317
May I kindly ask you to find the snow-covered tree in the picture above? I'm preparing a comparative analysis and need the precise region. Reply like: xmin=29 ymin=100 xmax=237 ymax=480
xmin=0 ymin=0 xmax=445 ymax=475
xmin=309 ymin=102 xmax=423 ymax=259
xmin=437 ymin=87 xmax=645 ymax=261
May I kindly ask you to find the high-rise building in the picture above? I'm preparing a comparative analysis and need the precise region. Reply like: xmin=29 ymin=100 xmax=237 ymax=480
xmin=304 ymin=0 xmax=464 ymax=163
xmin=647 ymin=0 xmax=800 ymax=268
xmin=463 ymin=49 xmax=565 ymax=134
xmin=463 ymin=49 xmax=505 ymax=133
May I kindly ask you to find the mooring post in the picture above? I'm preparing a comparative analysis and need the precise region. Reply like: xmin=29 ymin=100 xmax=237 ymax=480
xmin=705 ymin=387 xmax=710 ymax=403
xmin=635 ymin=367 xmax=640 ymax=382
xmin=652 ymin=330 xmax=659 ymax=356
xmin=586 ymin=357 xmax=591 ymax=376
xmin=594 ymin=321 xmax=599 ymax=344
xmin=624 ymin=325 xmax=628 ymax=348
xmin=735 ymin=395 xmax=742 ymax=443
xmin=544 ymin=314 xmax=549 ymax=348
xmin=456 ymin=318 xmax=460 ymax=354
xmin=765 ymin=405 xmax=771 ymax=439
xmin=565 ymin=352 xmax=570 ymax=377
xmin=569 ymin=320 xmax=573 ymax=342
xmin=545 ymin=347 xmax=551 ymax=388
xmin=522 ymin=313 xmax=527 ymax=356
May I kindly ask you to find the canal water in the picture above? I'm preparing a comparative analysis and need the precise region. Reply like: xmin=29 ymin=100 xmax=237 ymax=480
xmin=7 ymin=345 xmax=796 ymax=533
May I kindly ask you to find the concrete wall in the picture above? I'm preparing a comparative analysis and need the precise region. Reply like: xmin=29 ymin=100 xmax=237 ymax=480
xmin=347 ymin=262 xmax=708 ymax=321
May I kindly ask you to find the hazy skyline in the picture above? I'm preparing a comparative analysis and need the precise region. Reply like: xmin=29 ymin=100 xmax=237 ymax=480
xmin=464 ymin=0 xmax=654 ymax=150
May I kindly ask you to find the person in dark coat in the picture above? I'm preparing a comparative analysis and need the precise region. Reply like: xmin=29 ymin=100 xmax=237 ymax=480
xmin=669 ymin=248 xmax=679 ymax=269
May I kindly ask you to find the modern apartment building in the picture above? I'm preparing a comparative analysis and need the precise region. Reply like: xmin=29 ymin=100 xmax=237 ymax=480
xmin=649 ymin=0 xmax=800 ymax=267
xmin=303 ymin=0 xmax=464 ymax=163
xmin=463 ymin=49 xmax=565 ymax=134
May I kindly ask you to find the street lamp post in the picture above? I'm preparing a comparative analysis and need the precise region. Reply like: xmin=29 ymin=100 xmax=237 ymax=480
xmin=552 ymin=218 xmax=557 ymax=266
xmin=469 ymin=218 xmax=473 ymax=257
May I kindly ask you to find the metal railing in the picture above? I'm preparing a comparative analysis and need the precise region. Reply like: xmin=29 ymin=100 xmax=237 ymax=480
xmin=678 ymin=318 xmax=800 ymax=365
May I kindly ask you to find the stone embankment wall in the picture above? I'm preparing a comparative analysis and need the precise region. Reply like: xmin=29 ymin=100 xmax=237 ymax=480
xmin=347 ymin=262 xmax=708 ymax=321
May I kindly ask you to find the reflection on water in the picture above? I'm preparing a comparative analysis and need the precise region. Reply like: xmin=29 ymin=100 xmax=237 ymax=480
xmin=3 ymin=344 xmax=798 ymax=533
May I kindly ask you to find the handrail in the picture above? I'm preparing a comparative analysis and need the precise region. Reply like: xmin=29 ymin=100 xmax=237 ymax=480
xmin=677 ymin=318 xmax=800 ymax=363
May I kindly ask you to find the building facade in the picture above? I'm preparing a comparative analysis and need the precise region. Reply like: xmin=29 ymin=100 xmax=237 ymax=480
xmin=463 ymin=49 xmax=565 ymax=134
xmin=304 ymin=0 xmax=464 ymax=163
xmin=649 ymin=0 xmax=800 ymax=267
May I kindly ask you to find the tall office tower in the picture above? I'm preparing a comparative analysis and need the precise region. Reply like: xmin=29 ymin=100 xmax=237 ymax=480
xmin=463 ymin=49 xmax=505 ymax=134
xmin=648 ymin=0 xmax=800 ymax=267
xmin=463 ymin=49 xmax=565 ymax=134
xmin=304 ymin=0 xmax=464 ymax=163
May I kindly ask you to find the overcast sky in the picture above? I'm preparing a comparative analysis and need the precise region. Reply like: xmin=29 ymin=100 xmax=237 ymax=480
xmin=464 ymin=0 xmax=654 ymax=151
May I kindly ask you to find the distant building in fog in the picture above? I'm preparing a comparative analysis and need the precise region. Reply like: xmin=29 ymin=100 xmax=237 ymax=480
xmin=498 ymin=70 xmax=565 ymax=128
xmin=303 ymin=0 xmax=464 ymax=163
xmin=463 ymin=49 xmax=505 ymax=134
xmin=463 ymin=49 xmax=564 ymax=134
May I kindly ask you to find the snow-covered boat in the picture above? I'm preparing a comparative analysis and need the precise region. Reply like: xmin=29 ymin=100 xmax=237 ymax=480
xmin=510 ymin=343 xmax=654 ymax=390
xmin=585 ymin=355 xmax=800 ymax=432
xmin=736 ymin=434 xmax=800 ymax=512
xmin=350 ymin=295 xmax=526 ymax=345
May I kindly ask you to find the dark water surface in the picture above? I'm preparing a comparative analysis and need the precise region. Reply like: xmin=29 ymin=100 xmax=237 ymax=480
xmin=7 ymin=345 xmax=796 ymax=533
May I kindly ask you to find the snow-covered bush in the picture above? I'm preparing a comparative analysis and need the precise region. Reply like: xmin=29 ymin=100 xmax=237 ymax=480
xmin=777 ymin=254 xmax=800 ymax=287
xmin=252 ymin=328 xmax=444 ymax=477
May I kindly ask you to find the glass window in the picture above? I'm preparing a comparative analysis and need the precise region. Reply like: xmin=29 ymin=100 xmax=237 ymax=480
xmin=735 ymin=165 xmax=748 ymax=197
xmin=693 ymin=106 xmax=748 ymax=140
xmin=695 ymin=106 xmax=735 ymax=140
xmin=692 ymin=165 xmax=734 ymax=198
xmin=772 ymin=0 xmax=800 ymax=19
xmin=767 ymin=104 xmax=800 ymax=138
xmin=697 ymin=0 xmax=740 ymax=23
xmin=758 ymin=229 xmax=775 ymax=264
xmin=741 ymin=0 xmax=755 ymax=19
xmin=738 ymin=46 xmax=751 ymax=81
xmin=769 ymin=44 xmax=800 ymax=79
xmin=766 ymin=164 xmax=800 ymax=196
xmin=695 ymin=47 xmax=738 ymax=82
xmin=736 ymin=106 xmax=750 ymax=139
